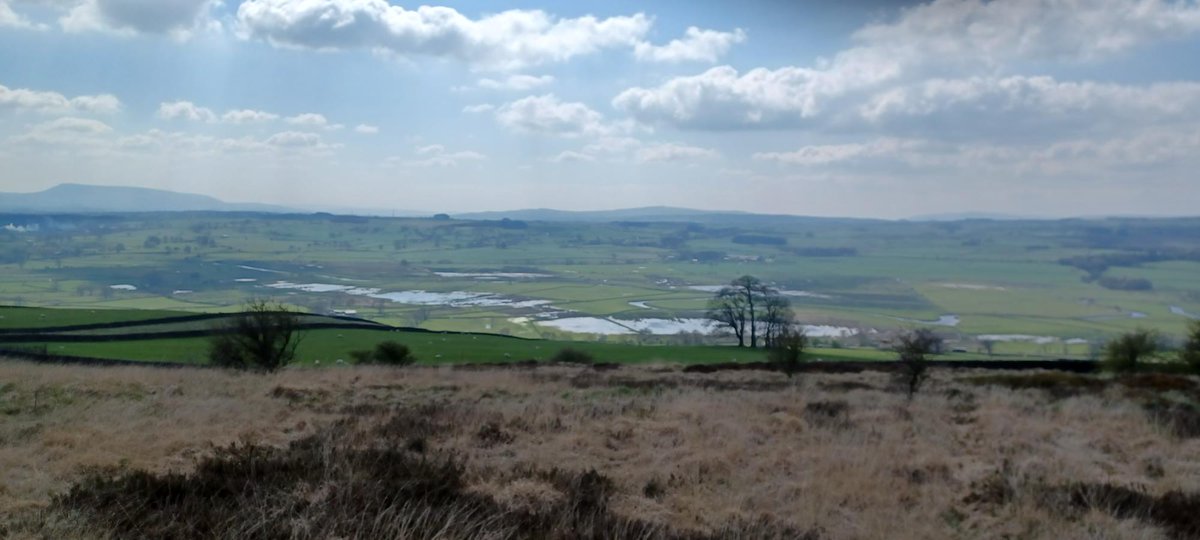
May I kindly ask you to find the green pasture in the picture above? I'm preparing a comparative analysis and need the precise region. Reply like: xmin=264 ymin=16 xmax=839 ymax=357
xmin=13 ymin=326 xmax=903 ymax=365
xmin=1 ymin=212 xmax=1198 ymax=346
xmin=0 ymin=306 xmax=189 ymax=329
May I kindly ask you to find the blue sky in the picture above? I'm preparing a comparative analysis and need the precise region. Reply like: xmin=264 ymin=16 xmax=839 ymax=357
xmin=1 ymin=0 xmax=1199 ymax=217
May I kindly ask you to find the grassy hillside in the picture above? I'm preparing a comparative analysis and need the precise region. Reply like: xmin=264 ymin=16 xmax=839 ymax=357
xmin=4 ymin=361 xmax=1197 ymax=538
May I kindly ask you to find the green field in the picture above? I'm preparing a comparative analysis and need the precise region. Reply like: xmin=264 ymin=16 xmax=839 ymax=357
xmin=1 ymin=306 xmax=911 ymax=365
xmin=1 ymin=212 xmax=1198 ymax=358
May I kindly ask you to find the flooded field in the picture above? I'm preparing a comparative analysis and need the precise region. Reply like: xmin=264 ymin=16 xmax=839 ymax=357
xmin=267 ymin=282 xmax=553 ymax=309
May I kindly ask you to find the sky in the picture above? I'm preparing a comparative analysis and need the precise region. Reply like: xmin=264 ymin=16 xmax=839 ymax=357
xmin=1 ymin=0 xmax=1199 ymax=218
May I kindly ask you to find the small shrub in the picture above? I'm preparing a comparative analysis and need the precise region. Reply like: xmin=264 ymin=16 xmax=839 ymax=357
xmin=353 ymin=341 xmax=415 ymax=366
xmin=349 ymin=349 xmax=373 ymax=364
xmin=768 ymin=327 xmax=807 ymax=378
xmin=1181 ymin=320 xmax=1200 ymax=373
xmin=551 ymin=347 xmax=594 ymax=365
xmin=1103 ymin=329 xmax=1158 ymax=373
xmin=373 ymin=341 xmax=415 ymax=365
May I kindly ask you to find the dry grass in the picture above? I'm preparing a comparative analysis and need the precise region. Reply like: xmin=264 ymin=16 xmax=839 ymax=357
xmin=2 ymin=359 xmax=1199 ymax=539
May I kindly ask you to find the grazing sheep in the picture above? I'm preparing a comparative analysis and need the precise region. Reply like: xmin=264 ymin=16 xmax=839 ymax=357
xmin=335 ymin=358 xmax=345 ymax=365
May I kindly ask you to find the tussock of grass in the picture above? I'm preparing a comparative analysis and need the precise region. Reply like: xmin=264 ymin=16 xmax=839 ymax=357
xmin=43 ymin=408 xmax=811 ymax=540
xmin=1046 ymin=482 xmax=1200 ymax=539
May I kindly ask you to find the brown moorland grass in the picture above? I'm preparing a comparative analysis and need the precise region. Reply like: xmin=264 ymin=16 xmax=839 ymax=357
xmin=1 ymin=359 xmax=1199 ymax=539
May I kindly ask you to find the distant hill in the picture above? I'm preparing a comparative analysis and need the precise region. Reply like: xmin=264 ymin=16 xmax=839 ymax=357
xmin=452 ymin=206 xmax=874 ymax=225
xmin=907 ymin=212 xmax=1039 ymax=221
xmin=453 ymin=206 xmax=886 ymax=226
xmin=0 ymin=184 xmax=294 ymax=214
xmin=455 ymin=206 xmax=737 ymax=222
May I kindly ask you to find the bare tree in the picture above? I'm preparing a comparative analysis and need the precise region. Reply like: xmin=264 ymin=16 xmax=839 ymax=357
xmin=208 ymin=300 xmax=304 ymax=372
xmin=706 ymin=275 xmax=794 ymax=349
xmin=732 ymin=275 xmax=765 ymax=348
xmin=979 ymin=339 xmax=996 ymax=357
xmin=760 ymin=293 xmax=794 ymax=348
xmin=706 ymin=286 xmax=747 ymax=347
xmin=894 ymin=328 xmax=942 ymax=399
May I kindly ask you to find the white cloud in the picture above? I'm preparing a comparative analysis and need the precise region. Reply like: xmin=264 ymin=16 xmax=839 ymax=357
xmin=753 ymin=139 xmax=921 ymax=165
xmin=221 ymin=109 xmax=279 ymax=124
xmin=548 ymin=150 xmax=596 ymax=163
xmin=285 ymin=113 xmax=328 ymax=127
xmin=754 ymin=143 xmax=871 ymax=166
xmin=476 ymin=74 xmax=555 ymax=91
xmin=854 ymin=0 xmax=1200 ymax=65
xmin=583 ymin=136 xmax=641 ymax=155
xmin=613 ymin=0 xmax=1200 ymax=132
xmin=0 ymin=83 xmax=120 ymax=114
xmin=861 ymin=75 xmax=1200 ymax=120
xmin=265 ymin=130 xmax=325 ymax=148
xmin=634 ymin=27 xmax=745 ymax=63
xmin=122 ymin=129 xmax=338 ymax=155
xmin=495 ymin=94 xmax=615 ymax=137
xmin=157 ymin=101 xmax=216 ymax=122
xmin=10 ymin=117 xmax=113 ymax=146
xmin=159 ymin=102 xmax=352 ymax=128
xmin=855 ymin=76 xmax=1200 ymax=142
xmin=354 ymin=124 xmax=379 ymax=134
xmin=636 ymin=143 xmax=718 ymax=163
xmin=1 ymin=0 xmax=41 ymax=29
xmin=613 ymin=65 xmax=878 ymax=129
xmin=462 ymin=103 xmax=495 ymax=114
xmin=395 ymin=144 xmax=486 ymax=167
xmin=236 ymin=1 xmax=652 ymax=71
xmin=60 ymin=0 xmax=218 ymax=38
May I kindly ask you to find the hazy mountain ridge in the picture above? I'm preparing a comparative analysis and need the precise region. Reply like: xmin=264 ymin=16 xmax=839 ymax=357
xmin=0 ymin=184 xmax=294 ymax=214
xmin=452 ymin=206 xmax=879 ymax=225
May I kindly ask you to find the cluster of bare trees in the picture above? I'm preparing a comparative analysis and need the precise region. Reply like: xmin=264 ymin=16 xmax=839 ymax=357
xmin=705 ymin=275 xmax=795 ymax=348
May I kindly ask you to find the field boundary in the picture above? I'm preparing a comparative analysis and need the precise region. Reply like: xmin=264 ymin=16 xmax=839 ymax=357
xmin=0 ymin=347 xmax=202 ymax=368
xmin=683 ymin=359 xmax=1101 ymax=374
xmin=0 ymin=311 xmax=382 ymax=334
xmin=0 ymin=348 xmax=1103 ymax=374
